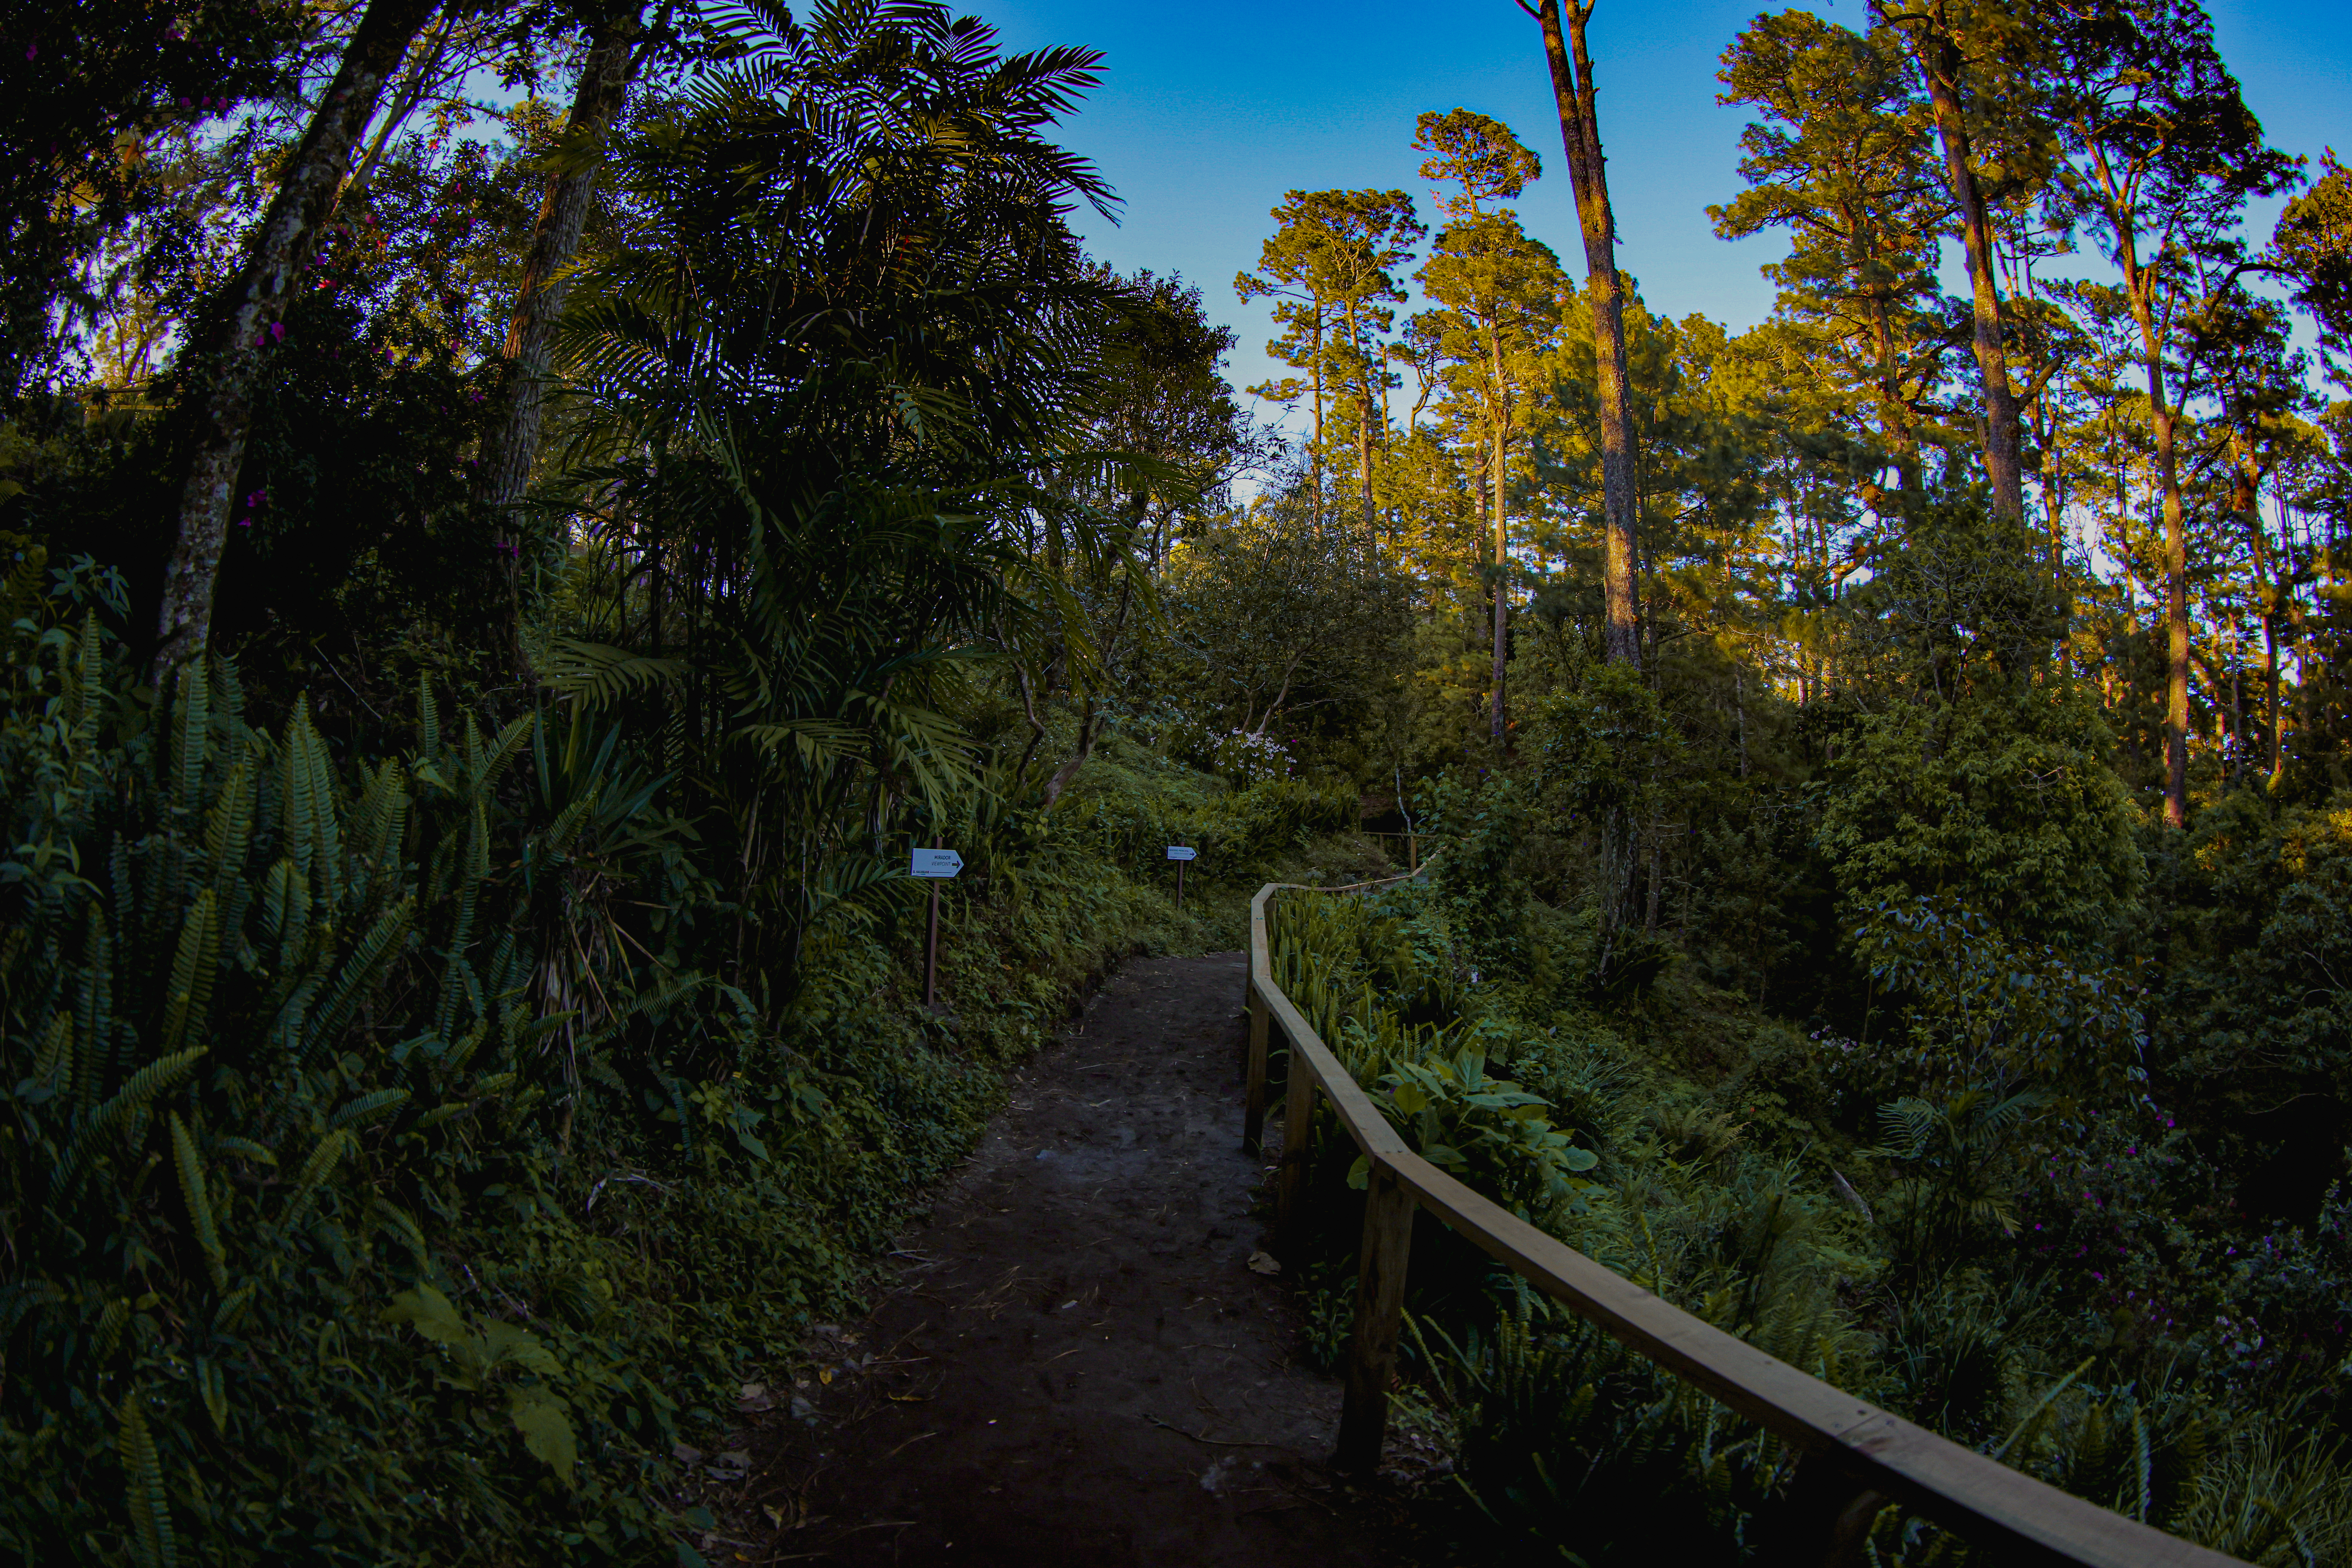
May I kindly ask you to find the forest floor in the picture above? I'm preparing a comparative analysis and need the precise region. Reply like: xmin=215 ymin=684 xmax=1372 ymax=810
xmin=709 ymin=952 xmax=1420 ymax=1566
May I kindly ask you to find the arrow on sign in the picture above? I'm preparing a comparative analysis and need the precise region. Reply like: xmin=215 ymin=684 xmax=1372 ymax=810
xmin=1165 ymin=846 xmax=1197 ymax=861
xmin=910 ymin=848 xmax=963 ymax=878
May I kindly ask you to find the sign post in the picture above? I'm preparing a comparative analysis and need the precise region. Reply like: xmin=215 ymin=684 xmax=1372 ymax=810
xmin=1165 ymin=843 xmax=1196 ymax=910
xmin=909 ymin=844 xmax=963 ymax=1010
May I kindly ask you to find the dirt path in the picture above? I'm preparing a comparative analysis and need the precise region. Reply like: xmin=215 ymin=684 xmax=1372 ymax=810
xmin=736 ymin=953 xmax=1410 ymax=1566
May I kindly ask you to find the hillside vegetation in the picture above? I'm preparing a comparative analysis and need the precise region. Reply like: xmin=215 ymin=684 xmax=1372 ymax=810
xmin=5 ymin=0 xmax=2352 ymax=1563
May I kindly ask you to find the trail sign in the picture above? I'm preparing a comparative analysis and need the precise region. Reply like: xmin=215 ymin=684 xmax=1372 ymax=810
xmin=1166 ymin=844 xmax=1195 ymax=910
xmin=910 ymin=848 xmax=963 ymax=878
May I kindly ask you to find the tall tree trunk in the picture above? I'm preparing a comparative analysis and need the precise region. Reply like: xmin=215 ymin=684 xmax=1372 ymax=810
xmin=1309 ymin=310 xmax=1325 ymax=537
xmin=152 ymin=0 xmax=443 ymax=682
xmin=1868 ymin=290 xmax=1919 ymax=502
xmin=474 ymin=4 xmax=646 ymax=665
xmin=1532 ymin=0 xmax=1639 ymax=664
xmin=2229 ymin=626 xmax=2244 ymax=787
xmin=2159 ymin=425 xmax=2190 ymax=827
xmin=2264 ymin=603 xmax=2281 ymax=787
xmin=1490 ymin=415 xmax=1508 ymax=745
xmin=1344 ymin=297 xmax=1377 ymax=559
xmin=2260 ymin=479 xmax=2287 ymax=790
xmin=1885 ymin=1 xmax=2026 ymax=521
xmin=2046 ymin=452 xmax=2071 ymax=677
xmin=2115 ymin=246 xmax=2190 ymax=827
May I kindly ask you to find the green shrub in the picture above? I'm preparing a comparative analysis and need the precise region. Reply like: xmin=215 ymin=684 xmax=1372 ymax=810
xmin=0 ymin=619 xmax=1213 ymax=1564
xmin=0 ymin=643 xmax=690 ymax=1563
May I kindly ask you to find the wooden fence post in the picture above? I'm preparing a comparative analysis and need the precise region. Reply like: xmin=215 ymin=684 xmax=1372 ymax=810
xmin=1242 ymin=982 xmax=1270 ymax=1156
xmin=1755 ymin=1454 xmax=1886 ymax=1567
xmin=1335 ymin=1158 xmax=1414 ymax=1475
xmin=1276 ymin=1043 xmax=1316 ymax=1257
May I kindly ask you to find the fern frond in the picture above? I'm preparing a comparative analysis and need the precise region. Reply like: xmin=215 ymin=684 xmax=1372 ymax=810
xmin=96 ymin=1296 xmax=129 ymax=1360
xmin=30 ymin=1011 xmax=71 ymax=1096
xmin=510 ymin=1011 xmax=581 ymax=1049
xmin=267 ymin=972 xmax=322 ymax=1062
xmin=328 ymin=1088 xmax=410 ymax=1132
xmin=293 ymin=702 xmax=343 ymax=907
xmin=203 ymin=762 xmax=255 ymax=900
xmin=119 ymin=1392 xmax=176 ymax=1568
xmin=418 ymin=675 xmax=440 ymax=761
xmin=299 ymin=898 xmax=415 ymax=1067
xmin=73 ymin=905 xmax=111 ymax=1110
xmin=212 ymin=1283 xmax=256 ymax=1334
xmin=351 ymin=759 xmax=409 ymax=873
xmin=474 ymin=715 xmax=534 ymax=800
xmin=573 ymin=974 xmax=710 ymax=1054
xmin=196 ymin=1357 xmax=228 ymax=1437
xmin=169 ymin=1113 xmax=227 ymax=1293
xmin=171 ymin=659 xmax=209 ymax=816
xmin=435 ymin=806 xmax=487 ymax=1041
xmin=262 ymin=858 xmax=309 ymax=971
xmin=538 ymin=788 xmax=603 ymax=858
xmin=444 ymin=1019 xmax=490 ymax=1075
xmin=70 ymin=612 xmax=103 ymax=760
xmin=410 ymin=1100 xmax=477 ymax=1134
xmin=543 ymin=638 xmax=689 ymax=709
xmin=50 ymin=1047 xmax=206 ymax=1203
xmin=159 ymin=889 xmax=221 ymax=1053
xmin=281 ymin=1128 xmax=356 ymax=1230
xmin=211 ymin=653 xmax=246 ymax=729
xmin=281 ymin=707 xmax=317 ymax=888
xmin=369 ymin=1197 xmax=430 ymax=1263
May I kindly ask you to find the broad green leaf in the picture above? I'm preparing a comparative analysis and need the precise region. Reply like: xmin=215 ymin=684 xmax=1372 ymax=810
xmin=508 ymin=1388 xmax=577 ymax=1487
xmin=383 ymin=1285 xmax=467 ymax=1346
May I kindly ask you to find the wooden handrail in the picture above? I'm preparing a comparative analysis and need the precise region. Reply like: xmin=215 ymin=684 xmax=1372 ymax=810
xmin=1242 ymin=876 xmax=2245 ymax=1568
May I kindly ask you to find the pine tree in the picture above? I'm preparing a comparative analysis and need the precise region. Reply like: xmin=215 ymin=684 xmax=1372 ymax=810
xmin=2050 ymin=0 xmax=2296 ymax=826
xmin=1412 ymin=111 xmax=1559 ymax=745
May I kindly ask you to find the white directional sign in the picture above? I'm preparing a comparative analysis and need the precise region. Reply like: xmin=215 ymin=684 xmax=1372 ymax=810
xmin=910 ymin=848 xmax=963 ymax=878
xmin=1165 ymin=845 xmax=1197 ymax=861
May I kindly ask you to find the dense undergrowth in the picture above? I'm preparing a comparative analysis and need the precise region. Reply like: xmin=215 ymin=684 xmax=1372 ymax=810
xmin=0 ymin=605 xmax=1371 ymax=1564
xmin=1268 ymin=839 xmax=2352 ymax=1565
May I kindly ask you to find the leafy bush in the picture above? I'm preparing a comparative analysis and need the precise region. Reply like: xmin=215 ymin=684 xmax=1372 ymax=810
xmin=1815 ymin=683 xmax=2141 ymax=951
xmin=0 ymin=611 xmax=1211 ymax=1563
xmin=1266 ymin=876 xmax=2352 ymax=1565
xmin=1206 ymin=728 xmax=1293 ymax=784
xmin=0 ymin=643 xmax=691 ymax=1562
xmin=1848 ymin=894 xmax=2146 ymax=1096
xmin=1053 ymin=742 xmax=1353 ymax=885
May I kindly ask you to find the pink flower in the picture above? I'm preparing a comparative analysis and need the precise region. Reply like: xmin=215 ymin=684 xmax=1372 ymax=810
xmin=23 ymin=44 xmax=34 ymax=60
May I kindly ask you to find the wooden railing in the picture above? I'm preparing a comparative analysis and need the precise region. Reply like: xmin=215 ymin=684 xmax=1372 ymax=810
xmin=1242 ymin=870 xmax=2243 ymax=1568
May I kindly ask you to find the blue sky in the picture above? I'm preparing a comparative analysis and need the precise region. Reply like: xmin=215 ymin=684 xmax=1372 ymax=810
xmin=972 ymin=0 xmax=2352 ymax=429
